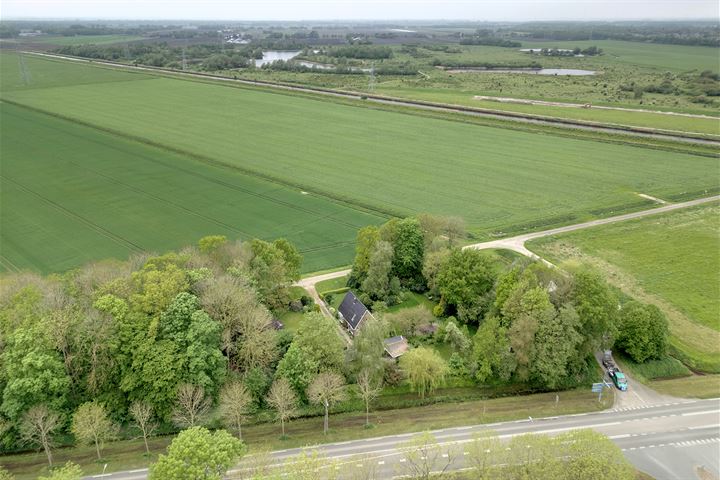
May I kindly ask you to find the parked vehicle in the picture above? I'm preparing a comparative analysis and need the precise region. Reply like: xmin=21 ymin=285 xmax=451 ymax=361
xmin=602 ymin=350 xmax=615 ymax=368
xmin=609 ymin=369 xmax=628 ymax=391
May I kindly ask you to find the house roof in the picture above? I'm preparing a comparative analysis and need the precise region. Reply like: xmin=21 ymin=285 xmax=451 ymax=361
xmin=338 ymin=291 xmax=371 ymax=330
xmin=383 ymin=335 xmax=409 ymax=358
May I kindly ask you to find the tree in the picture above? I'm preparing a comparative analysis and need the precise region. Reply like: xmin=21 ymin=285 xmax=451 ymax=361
xmin=276 ymin=312 xmax=345 ymax=396
xmin=422 ymin=248 xmax=450 ymax=297
xmin=219 ymin=381 xmax=252 ymax=440
xmin=37 ymin=462 xmax=83 ymax=480
xmin=361 ymin=241 xmax=394 ymax=300
xmin=467 ymin=430 xmax=504 ymax=479
xmin=347 ymin=316 xmax=387 ymax=380
xmin=159 ymin=293 xmax=227 ymax=396
xmin=199 ymin=275 xmax=278 ymax=372
xmin=1 ymin=323 xmax=70 ymax=421
xmin=20 ymin=405 xmax=61 ymax=467
xmin=444 ymin=318 xmax=470 ymax=353
xmin=198 ymin=235 xmax=227 ymax=254
xmin=266 ymin=378 xmax=298 ymax=436
xmin=572 ymin=268 xmax=618 ymax=355
xmin=399 ymin=347 xmax=448 ymax=399
xmin=398 ymin=432 xmax=456 ymax=480
xmin=472 ymin=316 xmax=515 ymax=383
xmin=349 ymin=226 xmax=380 ymax=286
xmin=531 ymin=306 xmax=583 ymax=388
xmin=616 ymin=301 xmax=669 ymax=363
xmin=172 ymin=384 xmax=211 ymax=428
xmin=559 ymin=429 xmax=635 ymax=480
xmin=71 ymin=403 xmax=117 ymax=460
xmin=436 ymin=249 xmax=496 ymax=323
xmin=149 ymin=427 xmax=245 ymax=480
xmin=249 ymin=239 xmax=302 ymax=309
xmin=356 ymin=369 xmax=382 ymax=427
xmin=391 ymin=218 xmax=425 ymax=285
xmin=384 ymin=305 xmax=434 ymax=338
xmin=307 ymin=372 xmax=347 ymax=434
xmin=128 ymin=402 xmax=157 ymax=455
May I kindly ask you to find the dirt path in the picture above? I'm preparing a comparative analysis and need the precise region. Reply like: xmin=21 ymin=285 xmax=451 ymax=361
xmin=474 ymin=95 xmax=720 ymax=120
xmin=22 ymin=51 xmax=720 ymax=146
xmin=464 ymin=195 xmax=720 ymax=259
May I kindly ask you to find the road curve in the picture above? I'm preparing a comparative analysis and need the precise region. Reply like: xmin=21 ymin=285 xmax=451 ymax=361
xmin=22 ymin=51 xmax=720 ymax=146
xmin=463 ymin=194 xmax=720 ymax=260
xmin=298 ymin=195 xmax=720 ymax=289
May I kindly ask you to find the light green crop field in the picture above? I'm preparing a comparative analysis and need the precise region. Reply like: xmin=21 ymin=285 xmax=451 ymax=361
xmin=28 ymin=34 xmax=146 ymax=46
xmin=0 ymin=102 xmax=385 ymax=273
xmin=522 ymin=40 xmax=719 ymax=72
xmin=2 ymin=54 xmax=718 ymax=243
xmin=528 ymin=203 xmax=720 ymax=372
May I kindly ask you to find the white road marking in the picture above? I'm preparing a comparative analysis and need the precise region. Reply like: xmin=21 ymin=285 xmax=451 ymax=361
xmin=682 ymin=409 xmax=720 ymax=417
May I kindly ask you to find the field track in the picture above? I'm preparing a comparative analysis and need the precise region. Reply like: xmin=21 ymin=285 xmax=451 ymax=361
xmin=298 ymin=194 xmax=720 ymax=284
xmin=24 ymin=51 xmax=720 ymax=145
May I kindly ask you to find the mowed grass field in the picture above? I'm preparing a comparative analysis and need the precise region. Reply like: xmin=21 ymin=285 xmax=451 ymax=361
xmin=2 ymin=54 xmax=719 ymax=240
xmin=528 ymin=203 xmax=720 ymax=372
xmin=26 ymin=34 xmax=147 ymax=46
xmin=0 ymin=102 xmax=385 ymax=273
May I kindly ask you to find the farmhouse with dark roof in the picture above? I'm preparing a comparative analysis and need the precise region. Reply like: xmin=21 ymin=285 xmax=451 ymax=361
xmin=338 ymin=290 xmax=374 ymax=336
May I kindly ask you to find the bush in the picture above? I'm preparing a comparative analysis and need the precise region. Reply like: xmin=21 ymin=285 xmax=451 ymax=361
xmin=289 ymin=300 xmax=303 ymax=312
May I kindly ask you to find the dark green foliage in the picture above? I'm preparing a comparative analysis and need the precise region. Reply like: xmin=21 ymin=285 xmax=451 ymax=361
xmin=616 ymin=301 xmax=669 ymax=363
xmin=391 ymin=218 xmax=425 ymax=288
xmin=436 ymin=249 xmax=497 ymax=323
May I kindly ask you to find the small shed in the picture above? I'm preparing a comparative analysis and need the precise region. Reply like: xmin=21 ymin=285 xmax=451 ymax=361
xmin=383 ymin=336 xmax=409 ymax=359
xmin=338 ymin=291 xmax=374 ymax=336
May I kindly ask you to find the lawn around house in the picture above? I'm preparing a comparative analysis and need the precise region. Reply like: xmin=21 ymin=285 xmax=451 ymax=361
xmin=527 ymin=202 xmax=720 ymax=372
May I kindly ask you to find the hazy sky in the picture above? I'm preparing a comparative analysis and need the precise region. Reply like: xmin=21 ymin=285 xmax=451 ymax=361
xmin=2 ymin=0 xmax=718 ymax=21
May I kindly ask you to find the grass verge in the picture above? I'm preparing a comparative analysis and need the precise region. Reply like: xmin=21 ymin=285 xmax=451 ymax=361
xmin=649 ymin=375 xmax=720 ymax=400
xmin=3 ymin=388 xmax=612 ymax=479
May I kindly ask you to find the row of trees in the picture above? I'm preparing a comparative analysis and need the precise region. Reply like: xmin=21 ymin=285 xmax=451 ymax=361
xmin=0 ymin=236 xmax=302 ymax=458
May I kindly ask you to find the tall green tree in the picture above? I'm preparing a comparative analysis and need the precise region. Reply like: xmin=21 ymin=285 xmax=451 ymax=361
xmin=436 ymin=249 xmax=497 ymax=323
xmin=391 ymin=218 xmax=425 ymax=286
xmin=149 ymin=427 xmax=245 ymax=480
xmin=531 ymin=306 xmax=583 ymax=388
xmin=275 ymin=312 xmax=345 ymax=396
xmin=361 ymin=241 xmax=394 ymax=301
xmin=158 ymin=292 xmax=227 ymax=395
xmin=572 ymin=268 xmax=618 ymax=356
xmin=472 ymin=316 xmax=515 ymax=383
xmin=1 ymin=324 xmax=70 ymax=421
xmin=616 ymin=301 xmax=668 ymax=363
xmin=349 ymin=226 xmax=380 ymax=287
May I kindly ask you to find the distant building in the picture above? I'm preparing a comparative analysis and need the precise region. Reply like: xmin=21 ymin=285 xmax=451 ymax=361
xmin=338 ymin=291 xmax=374 ymax=336
xmin=383 ymin=336 xmax=409 ymax=359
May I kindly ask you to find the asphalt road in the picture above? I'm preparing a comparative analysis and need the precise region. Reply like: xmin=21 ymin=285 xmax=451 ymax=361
xmin=85 ymin=398 xmax=719 ymax=480
xmin=23 ymin=52 xmax=720 ymax=146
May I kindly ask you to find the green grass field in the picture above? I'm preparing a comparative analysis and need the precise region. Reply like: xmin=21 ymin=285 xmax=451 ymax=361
xmin=528 ymin=203 xmax=720 ymax=372
xmin=2 ymin=54 xmax=718 ymax=245
xmin=522 ymin=40 xmax=719 ymax=72
xmin=0 ymin=102 xmax=384 ymax=273
xmin=27 ymin=34 xmax=147 ymax=46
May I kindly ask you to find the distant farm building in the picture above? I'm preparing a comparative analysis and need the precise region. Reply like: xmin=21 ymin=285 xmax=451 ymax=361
xmin=338 ymin=291 xmax=374 ymax=336
xmin=383 ymin=336 xmax=409 ymax=359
